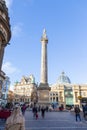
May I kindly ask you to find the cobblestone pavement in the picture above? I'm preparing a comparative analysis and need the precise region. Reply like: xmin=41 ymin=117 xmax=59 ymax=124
xmin=0 ymin=111 xmax=87 ymax=130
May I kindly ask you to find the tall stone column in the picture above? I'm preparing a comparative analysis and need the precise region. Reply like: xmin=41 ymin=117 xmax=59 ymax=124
xmin=40 ymin=29 xmax=48 ymax=84
xmin=37 ymin=29 xmax=50 ymax=105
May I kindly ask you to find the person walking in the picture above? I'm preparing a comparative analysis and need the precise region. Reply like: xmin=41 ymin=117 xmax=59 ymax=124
xmin=41 ymin=106 xmax=45 ymax=118
xmin=83 ymin=103 xmax=87 ymax=120
xmin=74 ymin=105 xmax=81 ymax=122
xmin=21 ymin=104 xmax=27 ymax=116
xmin=32 ymin=106 xmax=38 ymax=119
xmin=5 ymin=105 xmax=25 ymax=130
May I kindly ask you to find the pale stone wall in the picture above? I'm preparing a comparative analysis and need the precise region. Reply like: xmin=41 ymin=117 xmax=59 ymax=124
xmin=50 ymin=83 xmax=87 ymax=107
xmin=14 ymin=76 xmax=37 ymax=103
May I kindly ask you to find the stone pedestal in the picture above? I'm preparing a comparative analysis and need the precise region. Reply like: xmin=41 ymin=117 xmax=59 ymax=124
xmin=37 ymin=83 xmax=51 ymax=105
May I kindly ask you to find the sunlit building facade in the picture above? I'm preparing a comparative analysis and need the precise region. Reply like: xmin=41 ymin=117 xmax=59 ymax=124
xmin=49 ymin=72 xmax=87 ymax=107
xmin=13 ymin=72 xmax=87 ymax=107
xmin=14 ymin=75 xmax=37 ymax=103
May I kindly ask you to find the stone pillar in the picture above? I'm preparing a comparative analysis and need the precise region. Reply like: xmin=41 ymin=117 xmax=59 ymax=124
xmin=40 ymin=30 xmax=48 ymax=83
xmin=37 ymin=29 xmax=50 ymax=105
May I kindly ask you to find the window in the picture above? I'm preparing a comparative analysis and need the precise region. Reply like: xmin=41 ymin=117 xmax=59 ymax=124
xmin=83 ymin=92 xmax=86 ymax=96
xmin=75 ymin=92 xmax=78 ymax=102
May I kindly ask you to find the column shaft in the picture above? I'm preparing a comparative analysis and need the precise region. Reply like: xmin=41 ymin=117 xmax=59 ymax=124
xmin=41 ymin=41 xmax=48 ymax=83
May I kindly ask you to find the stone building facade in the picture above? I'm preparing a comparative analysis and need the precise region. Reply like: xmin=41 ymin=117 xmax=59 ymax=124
xmin=49 ymin=72 xmax=87 ymax=107
xmin=0 ymin=0 xmax=11 ymax=71
xmin=0 ymin=0 xmax=11 ymax=98
xmin=13 ymin=72 xmax=87 ymax=108
xmin=14 ymin=75 xmax=37 ymax=103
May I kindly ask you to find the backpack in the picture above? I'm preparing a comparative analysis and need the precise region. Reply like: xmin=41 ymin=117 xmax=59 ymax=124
xmin=75 ymin=107 xmax=80 ymax=113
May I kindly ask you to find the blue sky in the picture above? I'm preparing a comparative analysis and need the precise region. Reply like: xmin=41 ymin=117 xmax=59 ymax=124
xmin=2 ymin=0 xmax=87 ymax=89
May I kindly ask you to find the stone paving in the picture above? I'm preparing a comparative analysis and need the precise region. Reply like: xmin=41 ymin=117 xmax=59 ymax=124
xmin=0 ymin=111 xmax=87 ymax=130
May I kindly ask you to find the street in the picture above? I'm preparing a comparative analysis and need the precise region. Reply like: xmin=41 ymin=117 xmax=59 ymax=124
xmin=0 ymin=111 xmax=87 ymax=130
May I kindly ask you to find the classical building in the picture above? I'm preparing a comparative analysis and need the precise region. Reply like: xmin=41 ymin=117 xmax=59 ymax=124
xmin=14 ymin=75 xmax=37 ymax=103
xmin=13 ymin=72 xmax=87 ymax=108
xmin=0 ymin=0 xmax=11 ymax=97
xmin=0 ymin=0 xmax=11 ymax=70
xmin=49 ymin=72 xmax=87 ymax=107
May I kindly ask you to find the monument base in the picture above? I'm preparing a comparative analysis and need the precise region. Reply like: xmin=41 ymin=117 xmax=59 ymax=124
xmin=37 ymin=83 xmax=51 ymax=105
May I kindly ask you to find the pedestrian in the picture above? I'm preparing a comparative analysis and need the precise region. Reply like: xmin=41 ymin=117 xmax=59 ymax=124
xmin=4 ymin=105 xmax=25 ymax=130
xmin=46 ymin=106 xmax=48 ymax=112
xmin=21 ymin=104 xmax=27 ymax=115
xmin=82 ymin=104 xmax=85 ymax=117
xmin=32 ymin=106 xmax=38 ymax=119
xmin=74 ymin=105 xmax=81 ymax=122
xmin=83 ymin=103 xmax=87 ymax=120
xmin=41 ymin=106 xmax=45 ymax=118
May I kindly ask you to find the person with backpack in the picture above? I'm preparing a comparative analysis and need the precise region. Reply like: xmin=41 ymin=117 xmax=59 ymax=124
xmin=74 ymin=105 xmax=81 ymax=122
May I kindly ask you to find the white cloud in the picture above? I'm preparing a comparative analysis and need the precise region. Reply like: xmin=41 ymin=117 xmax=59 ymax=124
xmin=12 ymin=24 xmax=23 ymax=37
xmin=2 ymin=62 xmax=21 ymax=89
xmin=5 ymin=0 xmax=13 ymax=9
xmin=2 ymin=62 xmax=18 ymax=75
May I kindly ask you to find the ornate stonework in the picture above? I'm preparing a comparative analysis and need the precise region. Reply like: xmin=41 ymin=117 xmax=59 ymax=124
xmin=0 ymin=0 xmax=11 ymax=70
xmin=0 ymin=0 xmax=11 ymax=97
xmin=49 ymin=72 xmax=87 ymax=107
xmin=14 ymin=75 xmax=37 ymax=103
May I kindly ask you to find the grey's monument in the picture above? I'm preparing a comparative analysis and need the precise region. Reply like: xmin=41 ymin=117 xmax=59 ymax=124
xmin=37 ymin=29 xmax=50 ymax=105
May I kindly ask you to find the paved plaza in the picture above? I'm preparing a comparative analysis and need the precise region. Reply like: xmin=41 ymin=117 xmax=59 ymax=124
xmin=0 ymin=111 xmax=87 ymax=130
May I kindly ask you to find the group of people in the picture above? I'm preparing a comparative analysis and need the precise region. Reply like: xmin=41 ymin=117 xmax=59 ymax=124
xmin=3 ymin=102 xmax=87 ymax=130
xmin=4 ymin=103 xmax=49 ymax=129
xmin=0 ymin=103 xmax=29 ymax=130
xmin=74 ymin=103 xmax=87 ymax=122
xmin=32 ymin=105 xmax=48 ymax=119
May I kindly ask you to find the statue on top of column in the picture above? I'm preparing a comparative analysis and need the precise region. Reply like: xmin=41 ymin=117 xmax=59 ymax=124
xmin=42 ymin=28 xmax=47 ymax=39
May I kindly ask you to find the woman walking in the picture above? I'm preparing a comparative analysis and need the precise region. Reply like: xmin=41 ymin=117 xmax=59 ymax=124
xmin=5 ymin=105 xmax=25 ymax=130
